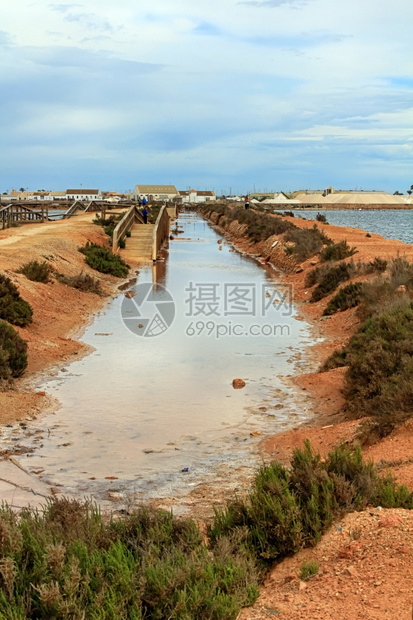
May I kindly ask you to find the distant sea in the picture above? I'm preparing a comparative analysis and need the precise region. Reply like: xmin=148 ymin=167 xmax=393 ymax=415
xmin=275 ymin=209 xmax=413 ymax=245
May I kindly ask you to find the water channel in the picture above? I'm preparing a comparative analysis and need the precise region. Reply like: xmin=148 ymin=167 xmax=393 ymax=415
xmin=9 ymin=212 xmax=318 ymax=510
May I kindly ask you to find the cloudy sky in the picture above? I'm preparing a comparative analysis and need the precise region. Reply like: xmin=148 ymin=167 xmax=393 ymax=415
xmin=1 ymin=0 xmax=412 ymax=194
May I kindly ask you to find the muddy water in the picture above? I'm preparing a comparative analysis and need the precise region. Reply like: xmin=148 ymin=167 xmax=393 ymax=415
xmin=11 ymin=212 xmax=318 ymax=509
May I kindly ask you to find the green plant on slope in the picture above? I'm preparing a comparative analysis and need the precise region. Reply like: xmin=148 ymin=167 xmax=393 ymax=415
xmin=0 ymin=274 xmax=33 ymax=327
xmin=0 ymin=319 xmax=28 ymax=379
xmin=17 ymin=260 xmax=54 ymax=284
xmin=78 ymin=243 xmax=129 ymax=277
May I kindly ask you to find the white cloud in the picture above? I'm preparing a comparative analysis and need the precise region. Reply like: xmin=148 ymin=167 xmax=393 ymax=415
xmin=0 ymin=0 xmax=412 ymax=192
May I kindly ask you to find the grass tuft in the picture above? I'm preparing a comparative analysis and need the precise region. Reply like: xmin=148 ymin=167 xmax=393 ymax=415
xmin=300 ymin=560 xmax=319 ymax=580
xmin=55 ymin=272 xmax=104 ymax=296
xmin=17 ymin=260 xmax=54 ymax=283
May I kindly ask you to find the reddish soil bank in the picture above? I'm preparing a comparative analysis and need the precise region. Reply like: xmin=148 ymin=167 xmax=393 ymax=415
xmin=0 ymin=213 xmax=138 ymax=425
xmin=204 ymin=208 xmax=413 ymax=620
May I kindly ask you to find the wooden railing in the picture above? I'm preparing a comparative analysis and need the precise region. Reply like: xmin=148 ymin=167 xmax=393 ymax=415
xmin=152 ymin=205 xmax=170 ymax=261
xmin=63 ymin=200 xmax=85 ymax=218
xmin=112 ymin=205 xmax=143 ymax=251
xmin=0 ymin=204 xmax=47 ymax=229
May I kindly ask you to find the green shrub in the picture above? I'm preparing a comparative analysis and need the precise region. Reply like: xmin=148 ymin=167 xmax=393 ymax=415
xmin=17 ymin=260 xmax=54 ymax=283
xmin=0 ymin=499 xmax=259 ymax=619
xmin=366 ymin=257 xmax=388 ymax=273
xmin=316 ymin=213 xmax=328 ymax=223
xmin=389 ymin=255 xmax=413 ymax=289
xmin=55 ymin=272 xmax=104 ymax=296
xmin=104 ymin=224 xmax=115 ymax=237
xmin=93 ymin=214 xmax=123 ymax=227
xmin=119 ymin=237 xmax=126 ymax=249
xmin=209 ymin=440 xmax=413 ymax=568
xmin=283 ymin=225 xmax=332 ymax=261
xmin=323 ymin=301 xmax=413 ymax=439
xmin=310 ymin=262 xmax=352 ymax=302
xmin=320 ymin=240 xmax=356 ymax=262
xmin=0 ymin=319 xmax=28 ymax=379
xmin=0 ymin=274 xmax=33 ymax=327
xmin=79 ymin=243 xmax=129 ymax=277
xmin=323 ymin=282 xmax=364 ymax=315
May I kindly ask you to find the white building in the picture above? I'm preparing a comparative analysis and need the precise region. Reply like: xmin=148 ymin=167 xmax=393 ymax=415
xmin=66 ymin=189 xmax=101 ymax=201
xmin=132 ymin=185 xmax=179 ymax=202
xmin=179 ymin=189 xmax=216 ymax=203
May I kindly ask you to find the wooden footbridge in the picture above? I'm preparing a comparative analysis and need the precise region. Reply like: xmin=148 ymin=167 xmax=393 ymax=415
xmin=0 ymin=200 xmax=114 ymax=230
xmin=112 ymin=204 xmax=176 ymax=262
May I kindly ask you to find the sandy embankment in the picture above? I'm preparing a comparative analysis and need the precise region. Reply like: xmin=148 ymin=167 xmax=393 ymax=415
xmin=0 ymin=212 xmax=137 ymax=424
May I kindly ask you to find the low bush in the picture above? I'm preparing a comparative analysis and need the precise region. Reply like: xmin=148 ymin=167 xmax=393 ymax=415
xmin=283 ymin=225 xmax=332 ymax=261
xmin=209 ymin=441 xmax=413 ymax=567
xmin=0 ymin=319 xmax=28 ymax=379
xmin=55 ymin=272 xmax=104 ymax=296
xmin=79 ymin=243 xmax=129 ymax=277
xmin=17 ymin=260 xmax=54 ymax=284
xmin=93 ymin=214 xmax=123 ymax=227
xmin=356 ymin=257 xmax=413 ymax=320
xmin=0 ymin=274 xmax=33 ymax=327
xmin=119 ymin=237 xmax=126 ymax=249
xmin=0 ymin=499 xmax=259 ymax=618
xmin=316 ymin=213 xmax=328 ymax=223
xmin=323 ymin=282 xmax=364 ymax=315
xmin=364 ymin=257 xmax=388 ymax=274
xmin=307 ymin=257 xmax=387 ymax=290
xmin=310 ymin=262 xmax=353 ymax=302
xmin=320 ymin=240 xmax=356 ymax=262
xmin=322 ymin=301 xmax=413 ymax=439
xmin=389 ymin=255 xmax=413 ymax=289
xmin=103 ymin=224 xmax=115 ymax=237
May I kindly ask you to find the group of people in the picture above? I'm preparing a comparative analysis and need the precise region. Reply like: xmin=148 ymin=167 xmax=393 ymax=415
xmin=138 ymin=196 xmax=148 ymax=223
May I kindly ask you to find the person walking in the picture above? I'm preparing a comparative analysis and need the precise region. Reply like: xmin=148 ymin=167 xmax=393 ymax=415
xmin=142 ymin=206 xmax=149 ymax=224
xmin=244 ymin=195 xmax=250 ymax=210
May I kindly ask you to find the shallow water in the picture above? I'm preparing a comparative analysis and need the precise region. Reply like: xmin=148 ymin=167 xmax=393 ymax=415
xmin=276 ymin=209 xmax=413 ymax=245
xmin=9 ymin=212 xmax=318 ymax=507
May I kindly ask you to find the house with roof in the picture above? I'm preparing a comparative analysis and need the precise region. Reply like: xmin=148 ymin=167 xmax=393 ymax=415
xmin=66 ymin=189 xmax=101 ymax=201
xmin=178 ymin=189 xmax=216 ymax=203
xmin=132 ymin=185 xmax=179 ymax=202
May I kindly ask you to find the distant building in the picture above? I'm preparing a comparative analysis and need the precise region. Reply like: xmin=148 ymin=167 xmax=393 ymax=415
xmin=132 ymin=185 xmax=179 ymax=202
xmin=250 ymin=192 xmax=289 ymax=201
xmin=179 ymin=189 xmax=216 ymax=203
xmin=66 ymin=189 xmax=101 ymax=201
